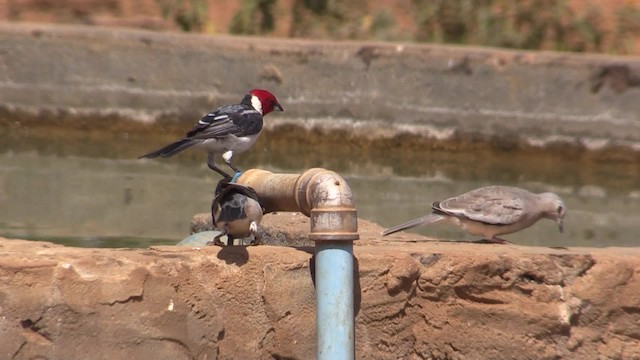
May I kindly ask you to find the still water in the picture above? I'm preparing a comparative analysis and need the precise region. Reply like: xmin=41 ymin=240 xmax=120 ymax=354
xmin=1 ymin=127 xmax=639 ymax=248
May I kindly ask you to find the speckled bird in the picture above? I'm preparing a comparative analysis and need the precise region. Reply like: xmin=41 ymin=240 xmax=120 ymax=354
xmin=210 ymin=180 xmax=263 ymax=246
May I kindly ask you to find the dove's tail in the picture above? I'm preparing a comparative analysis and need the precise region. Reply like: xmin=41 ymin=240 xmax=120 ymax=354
xmin=382 ymin=213 xmax=444 ymax=236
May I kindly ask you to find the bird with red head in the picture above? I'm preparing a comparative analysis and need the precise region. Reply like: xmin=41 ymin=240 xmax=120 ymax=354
xmin=140 ymin=89 xmax=283 ymax=179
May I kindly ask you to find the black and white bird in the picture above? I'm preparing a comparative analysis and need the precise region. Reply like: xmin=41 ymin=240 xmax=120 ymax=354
xmin=383 ymin=186 xmax=566 ymax=244
xmin=139 ymin=89 xmax=283 ymax=178
xmin=210 ymin=180 xmax=264 ymax=246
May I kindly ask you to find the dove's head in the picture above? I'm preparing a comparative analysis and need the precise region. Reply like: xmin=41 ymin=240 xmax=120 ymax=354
xmin=539 ymin=192 xmax=566 ymax=233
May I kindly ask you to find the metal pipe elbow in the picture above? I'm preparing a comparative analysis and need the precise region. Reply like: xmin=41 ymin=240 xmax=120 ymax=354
xmin=236 ymin=168 xmax=359 ymax=241
xmin=295 ymin=168 xmax=358 ymax=241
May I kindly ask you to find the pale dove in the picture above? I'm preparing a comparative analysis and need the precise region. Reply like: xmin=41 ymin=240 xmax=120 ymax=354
xmin=383 ymin=186 xmax=566 ymax=243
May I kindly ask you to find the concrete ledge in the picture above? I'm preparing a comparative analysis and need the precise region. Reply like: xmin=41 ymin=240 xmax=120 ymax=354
xmin=1 ymin=22 xmax=640 ymax=153
xmin=1 ymin=227 xmax=639 ymax=359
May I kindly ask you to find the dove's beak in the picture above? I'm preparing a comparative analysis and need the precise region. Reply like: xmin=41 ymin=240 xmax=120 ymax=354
xmin=557 ymin=218 xmax=564 ymax=233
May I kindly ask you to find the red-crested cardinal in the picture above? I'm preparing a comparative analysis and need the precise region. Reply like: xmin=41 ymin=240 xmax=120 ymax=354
xmin=382 ymin=186 xmax=566 ymax=244
xmin=139 ymin=89 xmax=283 ymax=178
xmin=210 ymin=180 xmax=263 ymax=246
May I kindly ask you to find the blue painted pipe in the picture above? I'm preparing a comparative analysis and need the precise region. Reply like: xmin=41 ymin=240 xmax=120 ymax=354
xmin=315 ymin=240 xmax=355 ymax=360
xmin=233 ymin=169 xmax=358 ymax=358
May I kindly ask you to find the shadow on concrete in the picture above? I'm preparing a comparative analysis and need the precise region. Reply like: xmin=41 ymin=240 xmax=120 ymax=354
xmin=216 ymin=245 xmax=249 ymax=266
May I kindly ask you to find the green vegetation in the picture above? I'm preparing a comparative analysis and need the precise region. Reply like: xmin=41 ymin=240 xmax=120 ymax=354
xmin=612 ymin=3 xmax=640 ymax=54
xmin=289 ymin=0 xmax=364 ymax=38
xmin=413 ymin=0 xmax=604 ymax=52
xmin=156 ymin=0 xmax=208 ymax=32
xmin=161 ymin=0 xmax=640 ymax=54
xmin=229 ymin=0 xmax=277 ymax=35
xmin=411 ymin=0 xmax=640 ymax=54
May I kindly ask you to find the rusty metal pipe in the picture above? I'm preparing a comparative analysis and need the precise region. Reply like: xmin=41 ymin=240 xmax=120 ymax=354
xmin=235 ymin=168 xmax=359 ymax=241
xmin=235 ymin=168 xmax=358 ymax=359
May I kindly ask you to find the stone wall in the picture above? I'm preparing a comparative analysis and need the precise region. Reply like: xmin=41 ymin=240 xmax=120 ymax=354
xmin=1 ymin=226 xmax=639 ymax=359
xmin=1 ymin=22 xmax=640 ymax=153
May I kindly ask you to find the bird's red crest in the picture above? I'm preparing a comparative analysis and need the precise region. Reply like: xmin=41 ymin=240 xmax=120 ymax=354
xmin=249 ymin=89 xmax=283 ymax=115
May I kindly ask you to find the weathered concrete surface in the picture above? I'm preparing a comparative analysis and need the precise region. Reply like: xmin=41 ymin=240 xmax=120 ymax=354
xmin=1 ymin=22 xmax=640 ymax=154
xmin=1 ymin=214 xmax=639 ymax=360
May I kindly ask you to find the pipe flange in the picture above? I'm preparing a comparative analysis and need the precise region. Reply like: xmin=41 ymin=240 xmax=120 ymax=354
xmin=309 ymin=207 xmax=359 ymax=241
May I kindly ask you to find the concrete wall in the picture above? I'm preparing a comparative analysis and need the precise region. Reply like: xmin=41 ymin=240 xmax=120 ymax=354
xmin=1 ymin=229 xmax=639 ymax=360
xmin=1 ymin=22 xmax=640 ymax=152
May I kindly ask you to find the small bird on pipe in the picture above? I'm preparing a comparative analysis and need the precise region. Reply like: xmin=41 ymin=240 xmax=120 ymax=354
xmin=209 ymin=179 xmax=264 ymax=246
xmin=383 ymin=186 xmax=566 ymax=244
xmin=139 ymin=89 xmax=283 ymax=179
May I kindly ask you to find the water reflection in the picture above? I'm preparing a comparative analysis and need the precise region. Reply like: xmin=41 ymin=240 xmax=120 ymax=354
xmin=1 ymin=128 xmax=638 ymax=248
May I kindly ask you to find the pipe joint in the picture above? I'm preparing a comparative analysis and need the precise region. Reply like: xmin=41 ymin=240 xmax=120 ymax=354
xmin=236 ymin=168 xmax=359 ymax=242
xmin=299 ymin=168 xmax=358 ymax=241
xmin=309 ymin=207 xmax=358 ymax=241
